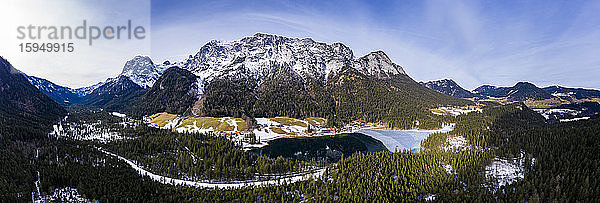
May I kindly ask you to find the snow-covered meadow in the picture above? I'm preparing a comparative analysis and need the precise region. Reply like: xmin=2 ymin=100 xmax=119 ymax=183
xmin=485 ymin=152 xmax=531 ymax=190
xmin=431 ymin=106 xmax=483 ymax=117
xmin=357 ymin=124 xmax=455 ymax=152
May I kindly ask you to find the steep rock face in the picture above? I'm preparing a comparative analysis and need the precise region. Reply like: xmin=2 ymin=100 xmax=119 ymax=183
xmin=130 ymin=67 xmax=200 ymax=116
xmin=0 ymin=56 xmax=66 ymax=138
xmin=420 ymin=79 xmax=475 ymax=98
xmin=120 ymin=55 xmax=167 ymax=89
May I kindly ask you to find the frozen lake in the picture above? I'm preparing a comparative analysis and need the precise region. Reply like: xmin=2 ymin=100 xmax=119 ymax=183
xmin=357 ymin=124 xmax=454 ymax=152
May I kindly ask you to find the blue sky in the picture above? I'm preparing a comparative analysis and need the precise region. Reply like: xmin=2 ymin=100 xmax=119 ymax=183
xmin=1 ymin=0 xmax=150 ymax=88
xmin=151 ymin=0 xmax=600 ymax=90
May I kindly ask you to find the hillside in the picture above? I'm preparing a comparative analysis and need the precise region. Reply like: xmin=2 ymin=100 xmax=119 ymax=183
xmin=79 ymin=76 xmax=146 ymax=112
xmin=0 ymin=56 xmax=66 ymax=139
xmin=327 ymin=67 xmax=469 ymax=127
xmin=473 ymin=85 xmax=511 ymax=97
xmin=542 ymin=85 xmax=600 ymax=103
xmin=130 ymin=67 xmax=200 ymax=116
xmin=506 ymin=82 xmax=555 ymax=101
xmin=420 ymin=79 xmax=476 ymax=98
xmin=25 ymin=75 xmax=83 ymax=105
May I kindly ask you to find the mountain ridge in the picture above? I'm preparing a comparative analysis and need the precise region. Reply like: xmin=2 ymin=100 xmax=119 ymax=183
xmin=0 ymin=56 xmax=66 ymax=139
xmin=420 ymin=79 xmax=475 ymax=98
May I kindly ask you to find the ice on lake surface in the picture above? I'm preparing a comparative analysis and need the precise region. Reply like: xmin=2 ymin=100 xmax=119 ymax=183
xmin=357 ymin=124 xmax=454 ymax=152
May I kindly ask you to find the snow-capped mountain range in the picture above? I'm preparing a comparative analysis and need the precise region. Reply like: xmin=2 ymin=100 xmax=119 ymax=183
xmin=25 ymin=76 xmax=83 ymax=104
xmin=74 ymin=81 xmax=105 ymax=96
xmin=183 ymin=33 xmax=406 ymax=88
xmin=87 ymin=33 xmax=407 ymax=99
xmin=23 ymin=33 xmax=411 ymax=111
xmin=23 ymin=55 xmax=170 ymax=103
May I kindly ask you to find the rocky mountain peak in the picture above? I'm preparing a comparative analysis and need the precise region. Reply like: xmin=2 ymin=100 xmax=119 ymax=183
xmin=353 ymin=51 xmax=406 ymax=78
xmin=120 ymin=55 xmax=166 ymax=89
xmin=185 ymin=33 xmax=356 ymax=85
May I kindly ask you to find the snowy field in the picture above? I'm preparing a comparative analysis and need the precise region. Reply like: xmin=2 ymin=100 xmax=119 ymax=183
xmin=48 ymin=119 xmax=127 ymax=143
xmin=560 ymin=117 xmax=590 ymax=122
xmin=32 ymin=187 xmax=89 ymax=203
xmin=357 ymin=124 xmax=454 ymax=152
xmin=443 ymin=135 xmax=468 ymax=151
xmin=431 ymin=107 xmax=482 ymax=117
xmin=485 ymin=152 xmax=528 ymax=189
xmin=32 ymin=168 xmax=90 ymax=202
xmin=147 ymin=114 xmax=325 ymax=149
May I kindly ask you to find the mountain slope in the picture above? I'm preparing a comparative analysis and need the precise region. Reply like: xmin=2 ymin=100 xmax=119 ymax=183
xmin=507 ymin=82 xmax=555 ymax=101
xmin=327 ymin=67 xmax=469 ymax=128
xmin=420 ymin=79 xmax=475 ymax=98
xmin=80 ymin=76 xmax=146 ymax=112
xmin=353 ymin=51 xmax=406 ymax=79
xmin=120 ymin=55 xmax=167 ymax=89
xmin=474 ymin=82 xmax=556 ymax=101
xmin=195 ymin=65 xmax=258 ymax=118
xmin=473 ymin=85 xmax=511 ymax=97
xmin=0 ymin=56 xmax=66 ymax=139
xmin=25 ymin=75 xmax=82 ymax=105
xmin=252 ymin=62 xmax=330 ymax=118
xmin=130 ymin=67 xmax=200 ymax=116
xmin=542 ymin=85 xmax=600 ymax=101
